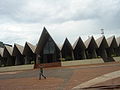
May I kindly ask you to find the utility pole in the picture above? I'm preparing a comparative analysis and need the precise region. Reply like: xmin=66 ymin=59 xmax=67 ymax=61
xmin=101 ymin=29 xmax=104 ymax=35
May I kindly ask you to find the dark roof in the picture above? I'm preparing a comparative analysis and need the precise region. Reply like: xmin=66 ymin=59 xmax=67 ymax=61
xmin=73 ymin=37 xmax=86 ymax=50
xmin=107 ymin=36 xmax=118 ymax=48
xmin=96 ymin=35 xmax=109 ymax=48
xmin=0 ymin=42 xmax=4 ymax=48
xmin=116 ymin=36 xmax=120 ymax=47
xmin=61 ymin=38 xmax=73 ymax=51
xmin=12 ymin=43 xmax=24 ymax=56
xmin=0 ymin=47 xmax=4 ymax=57
xmin=35 ymin=27 xmax=60 ymax=54
xmin=3 ymin=45 xmax=13 ymax=57
xmin=84 ymin=36 xmax=98 ymax=49
xmin=23 ymin=42 xmax=36 ymax=55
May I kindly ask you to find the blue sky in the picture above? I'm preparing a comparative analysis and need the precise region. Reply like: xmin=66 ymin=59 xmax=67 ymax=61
xmin=0 ymin=0 xmax=120 ymax=46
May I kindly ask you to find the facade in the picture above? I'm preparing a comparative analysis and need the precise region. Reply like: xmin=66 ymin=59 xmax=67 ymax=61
xmin=84 ymin=36 xmax=98 ymax=59
xmin=116 ymin=37 xmax=120 ymax=56
xmin=96 ymin=36 xmax=108 ymax=58
xmin=0 ymin=48 xmax=4 ymax=66
xmin=106 ymin=36 xmax=118 ymax=57
xmin=3 ymin=45 xmax=15 ymax=66
xmin=0 ymin=27 xmax=120 ymax=67
xmin=12 ymin=44 xmax=24 ymax=65
xmin=23 ymin=42 xmax=36 ymax=64
xmin=73 ymin=37 xmax=86 ymax=60
xmin=35 ymin=27 xmax=60 ymax=64
xmin=61 ymin=38 xmax=74 ymax=61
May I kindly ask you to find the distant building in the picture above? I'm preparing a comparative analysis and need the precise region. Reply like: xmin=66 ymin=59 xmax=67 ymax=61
xmin=0 ymin=41 xmax=12 ymax=48
xmin=0 ymin=27 xmax=120 ymax=67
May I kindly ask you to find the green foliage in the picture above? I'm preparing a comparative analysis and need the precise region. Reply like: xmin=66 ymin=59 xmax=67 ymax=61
xmin=65 ymin=56 xmax=72 ymax=61
xmin=1 ymin=64 xmax=5 ymax=67
xmin=59 ymin=58 xmax=65 ymax=62
xmin=31 ymin=61 xmax=35 ymax=64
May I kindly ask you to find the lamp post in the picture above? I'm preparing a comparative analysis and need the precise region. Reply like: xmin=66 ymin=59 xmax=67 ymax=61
xmin=101 ymin=29 xmax=104 ymax=35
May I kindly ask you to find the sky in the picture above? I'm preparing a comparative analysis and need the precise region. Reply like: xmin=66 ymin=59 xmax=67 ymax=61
xmin=0 ymin=0 xmax=120 ymax=46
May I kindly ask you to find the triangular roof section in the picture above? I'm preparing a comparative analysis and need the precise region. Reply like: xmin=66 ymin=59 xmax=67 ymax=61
xmin=73 ymin=37 xmax=86 ymax=50
xmin=35 ymin=27 xmax=60 ymax=54
xmin=96 ymin=35 xmax=109 ymax=48
xmin=61 ymin=38 xmax=73 ymax=51
xmin=0 ymin=47 xmax=4 ymax=57
xmin=12 ymin=43 xmax=24 ymax=56
xmin=23 ymin=42 xmax=36 ymax=55
xmin=84 ymin=36 xmax=98 ymax=49
xmin=107 ymin=36 xmax=118 ymax=48
xmin=3 ymin=45 xmax=13 ymax=57
xmin=116 ymin=36 xmax=120 ymax=47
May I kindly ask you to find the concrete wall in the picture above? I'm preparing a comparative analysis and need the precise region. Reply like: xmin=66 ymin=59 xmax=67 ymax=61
xmin=34 ymin=62 xmax=61 ymax=68
xmin=61 ymin=58 xmax=104 ymax=67
xmin=0 ymin=64 xmax=34 ymax=72
xmin=113 ymin=57 xmax=120 ymax=62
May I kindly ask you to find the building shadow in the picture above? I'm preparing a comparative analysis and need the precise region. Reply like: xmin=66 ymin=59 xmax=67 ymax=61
xmin=102 ymin=57 xmax=115 ymax=62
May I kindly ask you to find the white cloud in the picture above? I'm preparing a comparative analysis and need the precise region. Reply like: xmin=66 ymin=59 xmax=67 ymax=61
xmin=0 ymin=0 xmax=120 ymax=46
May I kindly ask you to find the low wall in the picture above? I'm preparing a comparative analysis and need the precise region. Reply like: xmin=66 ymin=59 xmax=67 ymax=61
xmin=34 ymin=62 xmax=61 ymax=68
xmin=61 ymin=58 xmax=104 ymax=67
xmin=0 ymin=64 xmax=34 ymax=72
xmin=113 ymin=57 xmax=120 ymax=62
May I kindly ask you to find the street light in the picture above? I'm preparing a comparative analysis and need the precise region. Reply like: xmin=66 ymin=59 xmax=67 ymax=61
xmin=101 ymin=29 xmax=104 ymax=35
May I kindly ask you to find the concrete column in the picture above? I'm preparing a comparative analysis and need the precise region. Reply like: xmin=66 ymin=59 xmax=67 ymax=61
xmin=15 ymin=56 xmax=21 ymax=65
xmin=92 ymin=49 xmax=97 ymax=58
xmin=72 ymin=51 xmax=75 ymax=60
xmin=6 ymin=57 xmax=13 ymax=66
xmin=101 ymin=49 xmax=108 ymax=58
xmin=60 ymin=52 xmax=62 ymax=58
xmin=86 ymin=50 xmax=89 ymax=59
xmin=33 ymin=54 xmax=36 ymax=64
xmin=0 ymin=59 xmax=1 ymax=67
xmin=36 ymin=54 xmax=40 ymax=64
xmin=24 ymin=56 xmax=31 ymax=64
xmin=83 ymin=50 xmax=87 ymax=59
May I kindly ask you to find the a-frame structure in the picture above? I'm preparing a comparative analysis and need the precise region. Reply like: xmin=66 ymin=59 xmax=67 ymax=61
xmin=106 ymin=36 xmax=118 ymax=57
xmin=73 ymin=37 xmax=86 ymax=60
xmin=0 ymin=48 xmax=4 ymax=66
xmin=96 ymin=36 xmax=108 ymax=58
xmin=3 ymin=45 xmax=15 ymax=66
xmin=23 ymin=42 xmax=36 ymax=64
xmin=61 ymin=38 xmax=74 ymax=60
xmin=12 ymin=44 xmax=24 ymax=65
xmin=84 ymin=36 xmax=98 ymax=59
xmin=116 ymin=37 xmax=120 ymax=56
xmin=35 ymin=27 xmax=60 ymax=64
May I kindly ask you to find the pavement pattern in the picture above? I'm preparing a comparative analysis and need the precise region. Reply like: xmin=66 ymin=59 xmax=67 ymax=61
xmin=73 ymin=70 xmax=120 ymax=89
xmin=0 ymin=63 xmax=120 ymax=90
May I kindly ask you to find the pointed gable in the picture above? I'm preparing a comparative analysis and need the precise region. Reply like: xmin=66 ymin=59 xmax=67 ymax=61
xmin=12 ymin=43 xmax=24 ymax=56
xmin=61 ymin=38 xmax=73 ymax=51
xmin=73 ymin=37 xmax=86 ymax=50
xmin=0 ymin=48 xmax=4 ymax=57
xmin=23 ymin=42 xmax=36 ymax=55
xmin=107 ymin=36 xmax=118 ymax=48
xmin=3 ymin=45 xmax=13 ymax=57
xmin=96 ymin=35 xmax=109 ymax=48
xmin=116 ymin=36 xmax=120 ymax=47
xmin=84 ymin=36 xmax=98 ymax=49
xmin=35 ymin=27 xmax=60 ymax=54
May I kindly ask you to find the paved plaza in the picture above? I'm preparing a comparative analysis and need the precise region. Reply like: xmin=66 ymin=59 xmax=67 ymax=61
xmin=0 ymin=63 xmax=120 ymax=90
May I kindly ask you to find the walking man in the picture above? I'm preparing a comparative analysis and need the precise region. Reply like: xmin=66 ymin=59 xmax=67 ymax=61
xmin=39 ymin=65 xmax=46 ymax=80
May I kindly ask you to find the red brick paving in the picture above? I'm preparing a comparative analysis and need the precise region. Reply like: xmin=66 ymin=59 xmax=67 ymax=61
xmin=64 ymin=64 xmax=120 ymax=89
xmin=0 ymin=77 xmax=64 ymax=90
xmin=93 ymin=77 xmax=120 ymax=87
xmin=0 ymin=63 xmax=120 ymax=90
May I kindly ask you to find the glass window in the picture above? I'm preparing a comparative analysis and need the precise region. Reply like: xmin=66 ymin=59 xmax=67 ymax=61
xmin=43 ymin=38 xmax=55 ymax=54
